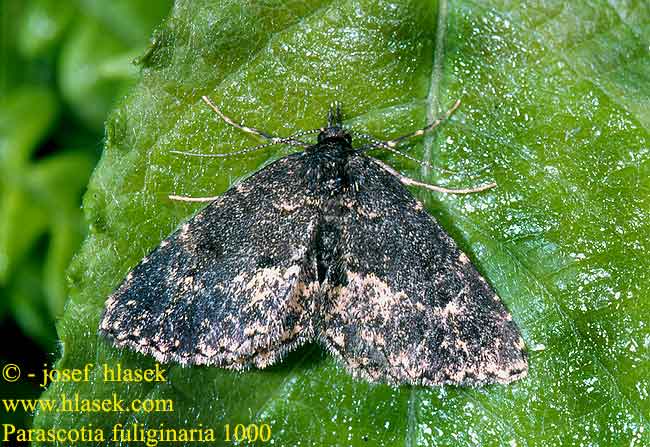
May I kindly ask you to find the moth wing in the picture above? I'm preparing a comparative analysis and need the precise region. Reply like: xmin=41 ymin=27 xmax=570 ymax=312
xmin=321 ymin=155 xmax=527 ymax=386
xmin=100 ymin=154 xmax=319 ymax=369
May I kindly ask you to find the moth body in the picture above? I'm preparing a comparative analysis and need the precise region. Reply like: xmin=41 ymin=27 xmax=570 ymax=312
xmin=99 ymin=99 xmax=528 ymax=386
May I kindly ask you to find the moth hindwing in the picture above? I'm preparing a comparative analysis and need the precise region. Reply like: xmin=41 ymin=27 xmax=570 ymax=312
xmin=99 ymin=97 xmax=527 ymax=386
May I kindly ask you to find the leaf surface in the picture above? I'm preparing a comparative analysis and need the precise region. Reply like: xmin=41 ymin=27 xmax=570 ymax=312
xmin=34 ymin=0 xmax=650 ymax=445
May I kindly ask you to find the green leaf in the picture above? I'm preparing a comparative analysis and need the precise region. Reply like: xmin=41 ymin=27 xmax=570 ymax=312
xmin=17 ymin=0 xmax=75 ymax=57
xmin=34 ymin=0 xmax=650 ymax=445
xmin=1 ymin=0 xmax=175 ymax=430
xmin=58 ymin=18 xmax=142 ymax=130
xmin=79 ymin=0 xmax=174 ymax=47
xmin=58 ymin=0 xmax=173 ymax=130
xmin=0 ymin=87 xmax=97 ymax=348
xmin=0 ymin=87 xmax=58 ymax=281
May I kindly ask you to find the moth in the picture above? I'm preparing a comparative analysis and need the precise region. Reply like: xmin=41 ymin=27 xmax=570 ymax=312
xmin=99 ymin=96 xmax=528 ymax=386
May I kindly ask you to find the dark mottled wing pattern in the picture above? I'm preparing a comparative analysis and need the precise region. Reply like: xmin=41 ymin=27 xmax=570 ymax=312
xmin=100 ymin=154 xmax=320 ymax=369
xmin=320 ymin=155 xmax=527 ymax=386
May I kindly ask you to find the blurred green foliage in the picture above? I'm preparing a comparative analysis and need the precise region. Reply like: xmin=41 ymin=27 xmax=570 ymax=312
xmin=0 ymin=0 xmax=171 ymax=429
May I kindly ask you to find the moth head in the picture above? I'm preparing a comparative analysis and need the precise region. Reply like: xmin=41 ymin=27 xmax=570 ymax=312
xmin=317 ymin=101 xmax=352 ymax=147
xmin=317 ymin=126 xmax=352 ymax=146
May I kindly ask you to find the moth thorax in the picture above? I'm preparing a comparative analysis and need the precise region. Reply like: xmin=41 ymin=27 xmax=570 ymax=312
xmin=303 ymin=155 xmax=349 ymax=195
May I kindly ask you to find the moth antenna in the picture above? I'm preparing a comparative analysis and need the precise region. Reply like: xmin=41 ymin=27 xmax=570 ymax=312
xmin=371 ymin=158 xmax=497 ymax=195
xmin=360 ymin=99 xmax=461 ymax=151
xmin=351 ymin=131 xmax=443 ymax=172
xmin=202 ymin=95 xmax=309 ymax=148
xmin=169 ymin=128 xmax=324 ymax=159
xmin=286 ymin=128 xmax=326 ymax=139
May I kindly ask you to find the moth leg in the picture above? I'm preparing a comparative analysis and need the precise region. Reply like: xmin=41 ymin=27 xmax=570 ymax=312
xmin=371 ymin=158 xmax=497 ymax=195
xmin=202 ymin=96 xmax=309 ymax=148
xmin=168 ymin=194 xmax=219 ymax=202
xmin=382 ymin=99 xmax=461 ymax=148
xmin=358 ymin=100 xmax=461 ymax=153
xmin=170 ymin=141 xmax=280 ymax=159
